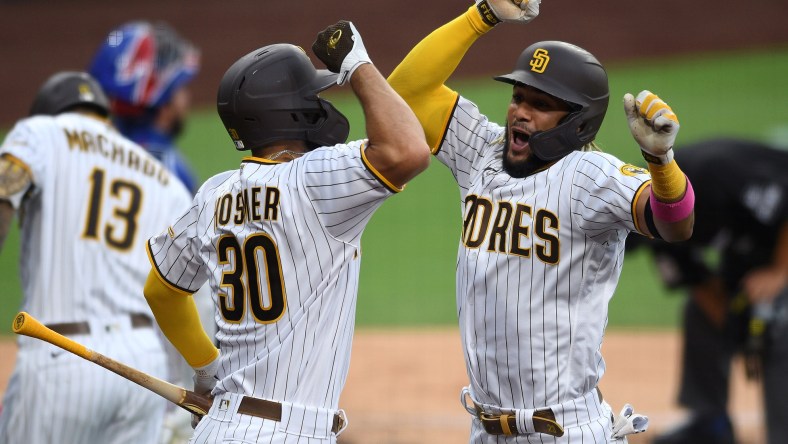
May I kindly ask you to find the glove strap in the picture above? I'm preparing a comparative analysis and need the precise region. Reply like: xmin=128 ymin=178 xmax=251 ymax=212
xmin=640 ymin=148 xmax=674 ymax=166
xmin=476 ymin=0 xmax=501 ymax=26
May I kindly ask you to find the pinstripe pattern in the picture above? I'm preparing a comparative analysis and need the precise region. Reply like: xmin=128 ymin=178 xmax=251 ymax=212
xmin=439 ymin=98 xmax=650 ymax=442
xmin=149 ymin=140 xmax=394 ymax=442
xmin=0 ymin=113 xmax=190 ymax=443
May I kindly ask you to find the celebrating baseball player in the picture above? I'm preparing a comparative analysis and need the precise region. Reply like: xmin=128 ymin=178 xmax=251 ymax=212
xmin=0 ymin=72 xmax=192 ymax=443
xmin=142 ymin=21 xmax=429 ymax=443
xmin=387 ymin=0 xmax=694 ymax=442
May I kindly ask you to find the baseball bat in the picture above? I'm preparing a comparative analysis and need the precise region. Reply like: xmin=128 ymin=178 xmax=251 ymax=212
xmin=12 ymin=311 xmax=213 ymax=417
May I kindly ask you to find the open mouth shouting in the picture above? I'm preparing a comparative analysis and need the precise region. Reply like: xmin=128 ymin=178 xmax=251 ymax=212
xmin=508 ymin=125 xmax=531 ymax=155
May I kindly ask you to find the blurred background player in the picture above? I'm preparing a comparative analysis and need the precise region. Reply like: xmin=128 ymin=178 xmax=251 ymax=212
xmin=143 ymin=21 xmax=429 ymax=442
xmin=388 ymin=0 xmax=694 ymax=441
xmin=0 ymin=71 xmax=192 ymax=443
xmin=89 ymin=20 xmax=200 ymax=194
xmin=627 ymin=138 xmax=788 ymax=444
xmin=89 ymin=21 xmax=215 ymax=442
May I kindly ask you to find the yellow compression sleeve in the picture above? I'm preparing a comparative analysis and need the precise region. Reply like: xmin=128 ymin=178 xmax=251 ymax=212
xmin=648 ymin=159 xmax=688 ymax=202
xmin=388 ymin=6 xmax=494 ymax=151
xmin=143 ymin=271 xmax=218 ymax=368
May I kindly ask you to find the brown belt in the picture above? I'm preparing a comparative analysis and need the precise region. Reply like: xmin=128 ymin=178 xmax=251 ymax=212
xmin=46 ymin=313 xmax=153 ymax=335
xmin=237 ymin=396 xmax=345 ymax=434
xmin=476 ymin=388 xmax=603 ymax=437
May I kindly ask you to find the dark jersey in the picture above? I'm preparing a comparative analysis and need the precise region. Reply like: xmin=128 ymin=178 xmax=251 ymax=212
xmin=628 ymin=138 xmax=788 ymax=291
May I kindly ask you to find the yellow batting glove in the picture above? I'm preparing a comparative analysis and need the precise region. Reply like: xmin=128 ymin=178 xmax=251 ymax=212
xmin=624 ymin=90 xmax=680 ymax=165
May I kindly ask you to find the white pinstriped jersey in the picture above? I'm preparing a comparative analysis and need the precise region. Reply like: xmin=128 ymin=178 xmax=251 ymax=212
xmin=0 ymin=112 xmax=191 ymax=444
xmin=439 ymin=98 xmax=650 ymax=413
xmin=148 ymin=140 xmax=396 ymax=411
xmin=1 ymin=113 xmax=192 ymax=326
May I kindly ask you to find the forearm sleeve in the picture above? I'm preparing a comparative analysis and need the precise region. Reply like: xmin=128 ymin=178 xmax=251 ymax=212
xmin=388 ymin=6 xmax=494 ymax=150
xmin=143 ymin=270 xmax=218 ymax=368
xmin=648 ymin=159 xmax=688 ymax=202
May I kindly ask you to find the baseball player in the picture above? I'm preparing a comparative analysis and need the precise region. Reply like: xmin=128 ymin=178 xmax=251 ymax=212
xmin=387 ymin=1 xmax=695 ymax=442
xmin=0 ymin=72 xmax=192 ymax=443
xmin=142 ymin=21 xmax=429 ymax=443
xmin=89 ymin=20 xmax=200 ymax=194
xmin=89 ymin=22 xmax=215 ymax=442
xmin=627 ymin=138 xmax=788 ymax=444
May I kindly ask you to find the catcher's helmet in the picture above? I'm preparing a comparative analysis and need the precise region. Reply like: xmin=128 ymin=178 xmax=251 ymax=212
xmin=29 ymin=71 xmax=110 ymax=117
xmin=495 ymin=41 xmax=609 ymax=161
xmin=88 ymin=21 xmax=199 ymax=112
xmin=216 ymin=43 xmax=349 ymax=151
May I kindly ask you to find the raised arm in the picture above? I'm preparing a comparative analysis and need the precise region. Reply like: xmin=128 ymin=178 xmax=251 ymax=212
xmin=627 ymin=91 xmax=694 ymax=242
xmin=386 ymin=1 xmax=540 ymax=150
xmin=313 ymin=21 xmax=430 ymax=188
xmin=387 ymin=8 xmax=487 ymax=150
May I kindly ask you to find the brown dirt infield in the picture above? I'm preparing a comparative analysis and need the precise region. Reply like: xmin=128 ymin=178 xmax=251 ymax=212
xmin=0 ymin=329 xmax=765 ymax=443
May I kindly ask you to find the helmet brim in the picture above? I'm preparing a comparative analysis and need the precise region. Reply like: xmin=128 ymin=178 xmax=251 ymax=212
xmin=493 ymin=72 xmax=581 ymax=109
xmin=313 ymin=69 xmax=339 ymax=93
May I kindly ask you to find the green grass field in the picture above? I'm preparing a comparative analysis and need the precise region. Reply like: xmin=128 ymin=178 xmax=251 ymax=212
xmin=2 ymin=47 xmax=788 ymax=334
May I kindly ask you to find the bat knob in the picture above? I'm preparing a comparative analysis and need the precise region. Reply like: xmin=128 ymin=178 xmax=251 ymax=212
xmin=13 ymin=312 xmax=28 ymax=333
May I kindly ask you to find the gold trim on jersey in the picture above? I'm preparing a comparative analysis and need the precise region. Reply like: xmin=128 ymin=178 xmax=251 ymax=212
xmin=432 ymin=95 xmax=461 ymax=156
xmin=242 ymin=156 xmax=284 ymax=165
xmin=359 ymin=141 xmax=403 ymax=193
xmin=146 ymin=243 xmax=195 ymax=296
xmin=632 ymin=179 xmax=652 ymax=236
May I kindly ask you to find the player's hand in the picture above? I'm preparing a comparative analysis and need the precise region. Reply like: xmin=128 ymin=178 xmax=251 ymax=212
xmin=191 ymin=355 xmax=219 ymax=428
xmin=742 ymin=266 xmax=788 ymax=303
xmin=624 ymin=90 xmax=680 ymax=165
xmin=312 ymin=20 xmax=371 ymax=86
xmin=475 ymin=0 xmax=541 ymax=26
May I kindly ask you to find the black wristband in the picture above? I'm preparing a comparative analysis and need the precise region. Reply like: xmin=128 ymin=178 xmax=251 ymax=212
xmin=640 ymin=150 xmax=662 ymax=164
xmin=476 ymin=0 xmax=501 ymax=26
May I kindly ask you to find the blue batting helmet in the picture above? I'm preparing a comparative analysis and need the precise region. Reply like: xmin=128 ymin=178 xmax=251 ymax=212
xmin=88 ymin=21 xmax=199 ymax=113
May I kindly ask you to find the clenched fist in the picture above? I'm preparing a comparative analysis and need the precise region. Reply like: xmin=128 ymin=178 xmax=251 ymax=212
xmin=312 ymin=20 xmax=371 ymax=85
xmin=624 ymin=90 xmax=680 ymax=165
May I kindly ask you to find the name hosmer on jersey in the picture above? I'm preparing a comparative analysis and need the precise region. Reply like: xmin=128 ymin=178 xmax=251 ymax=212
xmin=64 ymin=127 xmax=171 ymax=186
xmin=463 ymin=194 xmax=560 ymax=263
xmin=214 ymin=186 xmax=281 ymax=228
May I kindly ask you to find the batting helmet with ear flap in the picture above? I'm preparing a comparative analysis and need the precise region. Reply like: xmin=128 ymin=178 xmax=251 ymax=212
xmin=495 ymin=40 xmax=609 ymax=161
xmin=29 ymin=71 xmax=110 ymax=117
xmin=88 ymin=21 xmax=199 ymax=112
xmin=216 ymin=43 xmax=350 ymax=151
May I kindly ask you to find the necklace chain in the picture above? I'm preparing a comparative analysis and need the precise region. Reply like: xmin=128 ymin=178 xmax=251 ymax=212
xmin=266 ymin=150 xmax=305 ymax=161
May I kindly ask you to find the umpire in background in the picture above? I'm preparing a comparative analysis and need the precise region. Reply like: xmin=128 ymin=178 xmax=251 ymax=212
xmin=628 ymin=137 xmax=788 ymax=444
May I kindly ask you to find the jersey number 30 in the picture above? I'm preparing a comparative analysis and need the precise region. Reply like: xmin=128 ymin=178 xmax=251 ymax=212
xmin=217 ymin=233 xmax=287 ymax=324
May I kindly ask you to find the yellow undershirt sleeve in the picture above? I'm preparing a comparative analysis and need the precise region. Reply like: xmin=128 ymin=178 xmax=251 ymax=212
xmin=143 ymin=271 xmax=218 ymax=368
xmin=388 ymin=6 xmax=494 ymax=151
xmin=648 ymin=159 xmax=688 ymax=202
